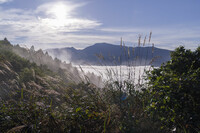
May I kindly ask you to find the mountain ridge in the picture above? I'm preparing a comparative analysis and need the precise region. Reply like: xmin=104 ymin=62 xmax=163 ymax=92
xmin=46 ymin=43 xmax=171 ymax=66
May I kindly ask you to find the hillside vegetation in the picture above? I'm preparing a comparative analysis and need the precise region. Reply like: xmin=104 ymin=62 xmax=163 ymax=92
xmin=0 ymin=38 xmax=199 ymax=133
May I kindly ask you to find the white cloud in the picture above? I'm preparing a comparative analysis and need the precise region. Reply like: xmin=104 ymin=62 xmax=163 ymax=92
xmin=0 ymin=0 xmax=12 ymax=4
xmin=35 ymin=1 xmax=101 ymax=31
xmin=0 ymin=1 xmax=102 ymax=49
xmin=35 ymin=1 xmax=84 ymax=16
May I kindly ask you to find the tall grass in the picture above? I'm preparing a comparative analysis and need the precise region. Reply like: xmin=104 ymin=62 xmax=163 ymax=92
xmin=90 ymin=32 xmax=156 ymax=89
xmin=68 ymin=32 xmax=164 ymax=132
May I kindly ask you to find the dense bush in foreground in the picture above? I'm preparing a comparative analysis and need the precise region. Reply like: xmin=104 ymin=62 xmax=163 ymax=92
xmin=147 ymin=46 xmax=200 ymax=132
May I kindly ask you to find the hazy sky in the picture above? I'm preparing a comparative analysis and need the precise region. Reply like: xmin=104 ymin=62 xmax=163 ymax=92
xmin=0 ymin=0 xmax=200 ymax=50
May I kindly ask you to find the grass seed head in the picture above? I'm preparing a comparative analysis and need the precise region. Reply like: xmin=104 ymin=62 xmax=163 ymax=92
xmin=149 ymin=31 xmax=152 ymax=43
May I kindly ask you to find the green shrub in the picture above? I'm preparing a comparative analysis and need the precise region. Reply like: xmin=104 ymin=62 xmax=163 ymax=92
xmin=0 ymin=97 xmax=57 ymax=133
xmin=147 ymin=46 xmax=200 ymax=132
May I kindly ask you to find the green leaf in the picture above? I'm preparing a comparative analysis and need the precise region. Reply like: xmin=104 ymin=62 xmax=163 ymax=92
xmin=76 ymin=107 xmax=81 ymax=112
xmin=85 ymin=109 xmax=89 ymax=114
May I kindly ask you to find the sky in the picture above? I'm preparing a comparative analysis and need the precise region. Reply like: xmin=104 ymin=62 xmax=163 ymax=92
xmin=0 ymin=0 xmax=200 ymax=50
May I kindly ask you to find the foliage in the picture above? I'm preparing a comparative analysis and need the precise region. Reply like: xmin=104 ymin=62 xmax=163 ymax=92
xmin=147 ymin=46 xmax=200 ymax=132
xmin=0 ymin=38 xmax=11 ymax=45
xmin=1 ymin=38 xmax=200 ymax=133
xmin=0 ymin=97 xmax=60 ymax=133
xmin=62 ymin=83 xmax=109 ymax=132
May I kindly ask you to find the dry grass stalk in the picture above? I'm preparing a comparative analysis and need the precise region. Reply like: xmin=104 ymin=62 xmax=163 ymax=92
xmin=120 ymin=37 xmax=123 ymax=48
xmin=138 ymin=35 xmax=141 ymax=46
xmin=152 ymin=43 xmax=154 ymax=53
xmin=149 ymin=31 xmax=152 ymax=43
xmin=132 ymin=47 xmax=135 ymax=56
xmin=128 ymin=46 xmax=130 ymax=58
xmin=143 ymin=36 xmax=147 ymax=46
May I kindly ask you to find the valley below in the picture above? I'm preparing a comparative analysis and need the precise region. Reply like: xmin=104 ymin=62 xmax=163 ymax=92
xmin=75 ymin=65 xmax=152 ymax=86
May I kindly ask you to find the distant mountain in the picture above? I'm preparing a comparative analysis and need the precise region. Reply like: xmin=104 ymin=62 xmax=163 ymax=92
xmin=46 ymin=43 xmax=171 ymax=66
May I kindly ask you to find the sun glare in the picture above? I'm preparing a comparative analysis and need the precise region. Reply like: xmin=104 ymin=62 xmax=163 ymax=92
xmin=39 ymin=2 xmax=96 ymax=31
xmin=42 ymin=3 xmax=71 ymax=28
xmin=51 ymin=4 xmax=68 ymax=20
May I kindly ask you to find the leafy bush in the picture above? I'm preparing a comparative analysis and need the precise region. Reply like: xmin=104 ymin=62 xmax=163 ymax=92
xmin=0 ymin=97 xmax=56 ymax=133
xmin=147 ymin=46 xmax=200 ymax=132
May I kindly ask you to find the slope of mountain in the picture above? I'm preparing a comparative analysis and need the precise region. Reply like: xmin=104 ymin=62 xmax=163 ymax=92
xmin=0 ymin=40 xmax=67 ymax=103
xmin=0 ymin=38 xmax=103 ymax=102
xmin=46 ymin=43 xmax=171 ymax=66
xmin=12 ymin=45 xmax=82 ymax=83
